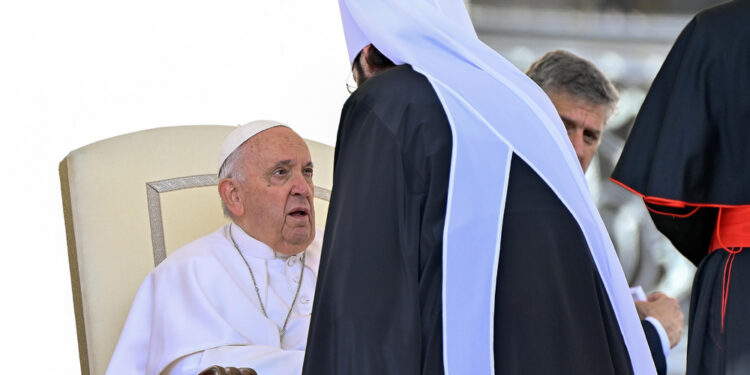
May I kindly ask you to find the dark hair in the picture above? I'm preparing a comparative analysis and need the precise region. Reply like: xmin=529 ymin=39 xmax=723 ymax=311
xmin=364 ymin=44 xmax=395 ymax=68
xmin=526 ymin=50 xmax=619 ymax=117
xmin=352 ymin=44 xmax=395 ymax=81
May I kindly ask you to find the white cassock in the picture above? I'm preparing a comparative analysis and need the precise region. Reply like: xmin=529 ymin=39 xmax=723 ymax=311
xmin=106 ymin=223 xmax=322 ymax=375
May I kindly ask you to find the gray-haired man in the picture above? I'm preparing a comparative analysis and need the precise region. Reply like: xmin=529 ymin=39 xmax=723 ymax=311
xmin=527 ymin=50 xmax=684 ymax=375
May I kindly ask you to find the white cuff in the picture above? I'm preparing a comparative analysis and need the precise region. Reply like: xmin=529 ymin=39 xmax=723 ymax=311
xmin=645 ymin=316 xmax=671 ymax=359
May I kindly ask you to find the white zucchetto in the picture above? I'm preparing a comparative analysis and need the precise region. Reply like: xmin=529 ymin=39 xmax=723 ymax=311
xmin=217 ymin=120 xmax=289 ymax=172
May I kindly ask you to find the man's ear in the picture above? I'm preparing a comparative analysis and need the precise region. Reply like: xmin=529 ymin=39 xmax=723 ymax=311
xmin=360 ymin=44 xmax=375 ymax=77
xmin=361 ymin=43 xmax=372 ymax=58
xmin=218 ymin=178 xmax=244 ymax=217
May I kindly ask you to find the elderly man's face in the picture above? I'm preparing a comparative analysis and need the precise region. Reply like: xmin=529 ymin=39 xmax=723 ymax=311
xmin=548 ymin=91 xmax=609 ymax=173
xmin=233 ymin=127 xmax=315 ymax=255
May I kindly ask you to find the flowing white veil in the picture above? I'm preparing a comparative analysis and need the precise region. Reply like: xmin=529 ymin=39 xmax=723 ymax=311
xmin=339 ymin=0 xmax=656 ymax=374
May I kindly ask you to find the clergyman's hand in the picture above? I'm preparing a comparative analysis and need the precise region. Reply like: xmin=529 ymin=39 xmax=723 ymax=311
xmin=635 ymin=292 xmax=684 ymax=348
xmin=198 ymin=365 xmax=258 ymax=375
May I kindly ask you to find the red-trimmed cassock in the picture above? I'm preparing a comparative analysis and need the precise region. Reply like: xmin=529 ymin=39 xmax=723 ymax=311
xmin=611 ymin=1 xmax=750 ymax=374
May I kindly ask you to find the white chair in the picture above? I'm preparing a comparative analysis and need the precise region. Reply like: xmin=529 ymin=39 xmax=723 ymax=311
xmin=59 ymin=125 xmax=333 ymax=374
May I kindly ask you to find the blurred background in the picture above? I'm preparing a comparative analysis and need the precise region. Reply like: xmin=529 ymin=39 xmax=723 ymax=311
xmin=0 ymin=0 xmax=725 ymax=373
xmin=469 ymin=1 xmax=724 ymax=373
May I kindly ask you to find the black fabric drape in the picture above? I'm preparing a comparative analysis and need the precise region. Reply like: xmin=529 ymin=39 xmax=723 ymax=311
xmin=493 ymin=155 xmax=633 ymax=375
xmin=612 ymin=0 xmax=750 ymax=205
xmin=303 ymin=65 xmax=634 ymax=374
xmin=612 ymin=2 xmax=750 ymax=374
xmin=687 ymin=249 xmax=750 ymax=375
xmin=303 ymin=65 xmax=451 ymax=374
xmin=648 ymin=209 xmax=750 ymax=375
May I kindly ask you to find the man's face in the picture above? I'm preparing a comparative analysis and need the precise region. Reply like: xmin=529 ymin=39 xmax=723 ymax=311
xmin=548 ymin=91 xmax=609 ymax=173
xmin=233 ymin=127 xmax=315 ymax=255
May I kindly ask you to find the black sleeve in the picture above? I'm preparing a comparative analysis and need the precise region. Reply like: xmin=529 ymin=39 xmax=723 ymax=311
xmin=645 ymin=202 xmax=718 ymax=265
xmin=641 ymin=319 xmax=666 ymax=375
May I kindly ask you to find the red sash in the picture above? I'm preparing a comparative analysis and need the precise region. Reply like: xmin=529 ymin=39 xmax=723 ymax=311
xmin=709 ymin=206 xmax=750 ymax=331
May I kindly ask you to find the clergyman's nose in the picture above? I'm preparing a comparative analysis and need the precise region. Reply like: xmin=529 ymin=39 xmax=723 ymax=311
xmin=290 ymin=174 xmax=311 ymax=196
xmin=569 ymin=133 xmax=586 ymax=170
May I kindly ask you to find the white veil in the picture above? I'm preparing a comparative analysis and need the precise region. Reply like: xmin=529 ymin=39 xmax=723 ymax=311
xmin=339 ymin=1 xmax=656 ymax=374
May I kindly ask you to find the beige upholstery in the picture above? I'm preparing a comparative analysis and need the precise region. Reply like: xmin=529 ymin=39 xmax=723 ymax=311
xmin=59 ymin=125 xmax=334 ymax=375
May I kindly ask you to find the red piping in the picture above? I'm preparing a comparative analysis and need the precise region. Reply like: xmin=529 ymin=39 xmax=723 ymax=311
xmin=645 ymin=204 xmax=700 ymax=218
xmin=609 ymin=177 xmax=750 ymax=210
xmin=612 ymin=178 xmax=750 ymax=332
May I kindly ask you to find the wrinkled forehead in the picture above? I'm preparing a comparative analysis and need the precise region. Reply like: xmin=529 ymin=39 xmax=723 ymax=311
xmin=242 ymin=127 xmax=312 ymax=166
xmin=249 ymin=126 xmax=308 ymax=151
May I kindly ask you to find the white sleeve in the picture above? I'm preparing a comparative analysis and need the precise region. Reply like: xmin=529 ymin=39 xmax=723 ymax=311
xmin=163 ymin=345 xmax=305 ymax=375
xmin=644 ymin=316 xmax=671 ymax=359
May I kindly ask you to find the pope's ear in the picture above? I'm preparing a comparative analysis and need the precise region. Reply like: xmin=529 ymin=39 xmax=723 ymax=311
xmin=218 ymin=178 xmax=244 ymax=217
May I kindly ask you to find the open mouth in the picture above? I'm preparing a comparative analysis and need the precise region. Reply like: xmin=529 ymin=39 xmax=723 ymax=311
xmin=288 ymin=208 xmax=309 ymax=218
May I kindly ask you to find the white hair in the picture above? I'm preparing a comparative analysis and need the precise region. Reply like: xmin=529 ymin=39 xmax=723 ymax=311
xmin=218 ymin=140 xmax=249 ymax=218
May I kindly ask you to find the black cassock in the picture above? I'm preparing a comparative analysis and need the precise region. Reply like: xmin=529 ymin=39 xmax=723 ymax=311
xmin=612 ymin=1 xmax=750 ymax=374
xmin=303 ymin=65 xmax=633 ymax=374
